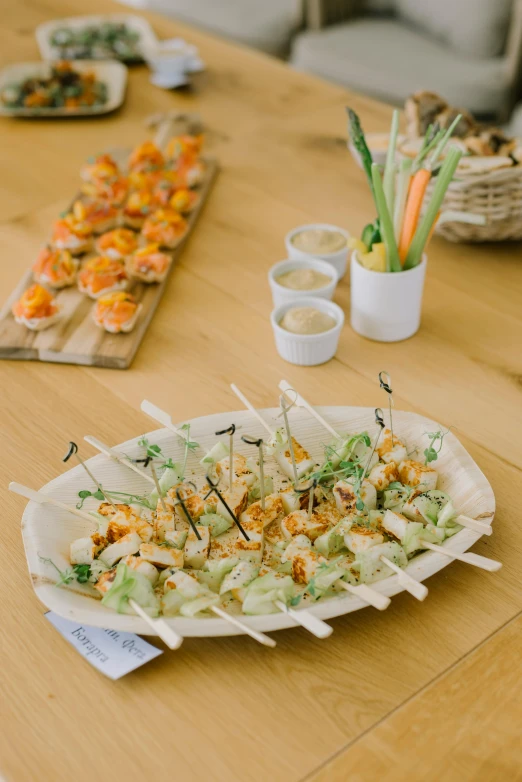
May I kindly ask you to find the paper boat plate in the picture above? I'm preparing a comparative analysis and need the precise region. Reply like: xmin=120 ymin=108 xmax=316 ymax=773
xmin=21 ymin=406 xmax=495 ymax=638
xmin=0 ymin=60 xmax=127 ymax=118
xmin=35 ymin=13 xmax=158 ymax=63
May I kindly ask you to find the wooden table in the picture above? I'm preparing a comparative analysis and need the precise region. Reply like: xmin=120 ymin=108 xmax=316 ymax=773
xmin=1 ymin=2 xmax=521 ymax=780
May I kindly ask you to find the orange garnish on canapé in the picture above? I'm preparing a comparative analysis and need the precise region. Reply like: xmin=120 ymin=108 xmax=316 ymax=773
xmin=12 ymin=284 xmax=58 ymax=319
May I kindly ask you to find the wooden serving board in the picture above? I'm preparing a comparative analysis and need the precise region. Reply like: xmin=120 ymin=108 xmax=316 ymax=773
xmin=0 ymin=145 xmax=217 ymax=369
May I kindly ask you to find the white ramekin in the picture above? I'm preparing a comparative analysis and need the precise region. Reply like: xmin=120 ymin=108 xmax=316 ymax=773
xmin=270 ymin=296 xmax=345 ymax=366
xmin=350 ymin=251 xmax=427 ymax=342
xmin=284 ymin=223 xmax=350 ymax=279
xmin=268 ymin=257 xmax=339 ymax=307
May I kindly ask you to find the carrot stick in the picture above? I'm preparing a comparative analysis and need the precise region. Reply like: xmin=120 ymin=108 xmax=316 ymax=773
xmin=398 ymin=168 xmax=431 ymax=263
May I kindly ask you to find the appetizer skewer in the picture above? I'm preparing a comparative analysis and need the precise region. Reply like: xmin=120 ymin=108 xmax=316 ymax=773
xmin=9 ymin=482 xmax=99 ymax=524
xmin=278 ymin=380 xmax=493 ymax=537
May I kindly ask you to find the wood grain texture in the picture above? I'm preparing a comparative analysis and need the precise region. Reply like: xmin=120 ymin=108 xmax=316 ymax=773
xmin=1 ymin=1 xmax=522 ymax=781
xmin=306 ymin=615 xmax=522 ymax=782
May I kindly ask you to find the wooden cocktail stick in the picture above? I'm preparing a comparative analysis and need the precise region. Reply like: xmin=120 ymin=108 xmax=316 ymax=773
xmin=84 ymin=436 xmax=155 ymax=485
xmin=230 ymin=384 xmax=274 ymax=436
xmin=63 ymin=442 xmax=117 ymax=513
xmin=379 ymin=557 xmax=428 ymax=601
xmin=274 ymin=600 xmax=333 ymax=638
xmin=420 ymin=540 xmax=501 ymax=572
xmin=128 ymin=599 xmax=184 ymax=650
xmin=9 ymin=482 xmax=97 ymax=524
xmin=278 ymin=380 xmax=340 ymax=439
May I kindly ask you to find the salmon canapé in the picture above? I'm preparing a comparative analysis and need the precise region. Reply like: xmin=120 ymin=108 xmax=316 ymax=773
xmin=127 ymin=244 xmax=171 ymax=283
xmin=95 ymin=228 xmax=139 ymax=260
xmin=78 ymin=256 xmax=128 ymax=298
xmin=12 ymin=284 xmax=61 ymax=330
xmin=141 ymin=208 xmax=188 ymax=249
xmin=32 ymin=247 xmax=78 ymax=288
xmin=93 ymin=291 xmax=141 ymax=334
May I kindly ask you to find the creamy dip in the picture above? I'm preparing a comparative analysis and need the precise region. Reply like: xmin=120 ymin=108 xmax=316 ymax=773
xmin=280 ymin=306 xmax=336 ymax=335
xmin=291 ymin=229 xmax=346 ymax=255
xmin=276 ymin=268 xmax=332 ymax=291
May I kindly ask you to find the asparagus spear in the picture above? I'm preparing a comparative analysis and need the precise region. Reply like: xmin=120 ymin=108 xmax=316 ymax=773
xmin=347 ymin=108 xmax=374 ymax=196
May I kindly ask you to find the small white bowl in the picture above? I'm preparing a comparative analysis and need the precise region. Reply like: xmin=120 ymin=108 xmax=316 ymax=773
xmin=270 ymin=297 xmax=345 ymax=366
xmin=268 ymin=257 xmax=339 ymax=307
xmin=285 ymin=223 xmax=350 ymax=278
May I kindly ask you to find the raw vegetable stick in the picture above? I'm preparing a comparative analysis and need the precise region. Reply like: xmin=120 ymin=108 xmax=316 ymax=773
xmin=371 ymin=163 xmax=401 ymax=273
xmin=393 ymin=158 xmax=412 ymax=243
xmin=398 ymin=168 xmax=431 ymax=263
xmin=383 ymin=109 xmax=400 ymax=214
xmin=404 ymin=147 xmax=462 ymax=270
xmin=347 ymin=108 xmax=374 ymax=196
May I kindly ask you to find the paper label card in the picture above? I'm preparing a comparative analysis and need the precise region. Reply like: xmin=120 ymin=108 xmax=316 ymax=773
xmin=45 ymin=612 xmax=163 ymax=679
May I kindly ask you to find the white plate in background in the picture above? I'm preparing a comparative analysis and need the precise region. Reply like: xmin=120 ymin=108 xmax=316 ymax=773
xmin=0 ymin=60 xmax=127 ymax=118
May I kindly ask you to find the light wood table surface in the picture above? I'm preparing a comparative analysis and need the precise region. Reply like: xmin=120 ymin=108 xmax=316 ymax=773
xmin=1 ymin=2 xmax=521 ymax=781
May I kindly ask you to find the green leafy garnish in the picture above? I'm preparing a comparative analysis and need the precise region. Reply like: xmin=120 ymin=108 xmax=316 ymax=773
xmin=423 ymin=429 xmax=449 ymax=465
xmin=38 ymin=556 xmax=92 ymax=586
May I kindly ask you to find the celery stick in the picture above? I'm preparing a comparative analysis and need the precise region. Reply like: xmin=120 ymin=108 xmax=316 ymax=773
xmin=393 ymin=158 xmax=412 ymax=243
xmin=383 ymin=109 xmax=399 ymax=214
xmin=371 ymin=163 xmax=401 ymax=273
xmin=404 ymin=148 xmax=462 ymax=270
xmin=428 ymin=114 xmax=462 ymax=168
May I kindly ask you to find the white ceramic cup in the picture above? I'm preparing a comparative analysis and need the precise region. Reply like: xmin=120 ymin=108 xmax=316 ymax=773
xmin=350 ymin=251 xmax=427 ymax=342
xmin=285 ymin=223 xmax=350 ymax=279
xmin=268 ymin=258 xmax=339 ymax=308
xmin=271 ymin=297 xmax=345 ymax=366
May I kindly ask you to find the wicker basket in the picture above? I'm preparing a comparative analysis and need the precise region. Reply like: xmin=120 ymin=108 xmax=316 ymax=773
xmin=430 ymin=165 xmax=522 ymax=242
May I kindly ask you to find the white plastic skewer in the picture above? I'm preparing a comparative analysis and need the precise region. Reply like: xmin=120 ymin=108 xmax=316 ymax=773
xmin=274 ymin=600 xmax=333 ymax=638
xmin=456 ymin=514 xmax=493 ymax=536
xmin=210 ymin=605 xmax=276 ymax=648
xmin=84 ymin=436 xmax=155 ymax=485
xmin=379 ymin=557 xmax=428 ymax=601
xmin=128 ymin=599 xmax=183 ymax=650
xmin=140 ymin=400 xmax=195 ymax=445
xmin=278 ymin=380 xmax=340 ymax=439
xmin=420 ymin=540 xmax=501 ymax=572
xmin=9 ymin=482 xmax=97 ymax=524
xmin=336 ymin=580 xmax=391 ymax=611
xmin=230 ymin=384 xmax=274 ymax=436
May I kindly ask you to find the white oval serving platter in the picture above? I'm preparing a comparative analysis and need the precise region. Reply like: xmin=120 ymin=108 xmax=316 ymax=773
xmin=21 ymin=406 xmax=495 ymax=638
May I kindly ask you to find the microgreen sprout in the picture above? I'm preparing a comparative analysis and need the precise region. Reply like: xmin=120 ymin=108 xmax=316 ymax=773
xmin=38 ymin=555 xmax=91 ymax=586
xmin=423 ymin=429 xmax=450 ymax=465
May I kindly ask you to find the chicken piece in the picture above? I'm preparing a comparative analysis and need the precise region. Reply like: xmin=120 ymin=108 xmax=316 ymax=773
xmin=153 ymin=507 xmax=176 ymax=542
xmin=94 ymin=568 xmax=117 ymax=595
xmin=279 ymin=485 xmax=310 ymax=515
xmin=202 ymin=480 xmax=249 ymax=522
xmin=239 ymin=494 xmax=284 ymax=531
xmin=70 ymin=536 xmax=104 ymax=565
xmin=100 ymin=508 xmax=153 ymax=544
xmin=367 ymin=462 xmax=399 ymax=492
xmin=281 ymin=509 xmax=330 ymax=542
xmin=344 ymin=523 xmax=384 ymax=554
xmin=381 ymin=510 xmax=410 ymax=542
xmin=291 ymin=547 xmax=324 ymax=585
xmin=121 ymin=555 xmax=159 ymax=586
xmin=376 ymin=429 xmax=408 ymax=465
xmin=273 ymin=435 xmax=315 ymax=481
xmin=333 ymin=479 xmax=377 ymax=514
xmin=398 ymin=460 xmax=438 ymax=491
xmin=139 ymin=543 xmax=184 ymax=569
xmin=99 ymin=532 xmax=142 ymax=567
xmin=216 ymin=453 xmax=256 ymax=488
xmin=234 ymin=496 xmax=283 ymax=565
xmin=183 ymin=527 xmax=211 ymax=569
